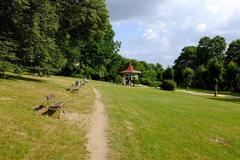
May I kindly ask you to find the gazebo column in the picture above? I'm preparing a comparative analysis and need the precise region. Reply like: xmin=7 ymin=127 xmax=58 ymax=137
xmin=122 ymin=75 xmax=125 ymax=85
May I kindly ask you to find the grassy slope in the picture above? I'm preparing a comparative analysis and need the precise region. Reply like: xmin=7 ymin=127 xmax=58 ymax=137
xmin=0 ymin=75 xmax=94 ymax=160
xmin=96 ymin=83 xmax=240 ymax=160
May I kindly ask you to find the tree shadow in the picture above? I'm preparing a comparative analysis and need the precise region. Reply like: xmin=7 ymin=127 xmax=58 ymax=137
xmin=0 ymin=74 xmax=43 ymax=83
xmin=208 ymin=97 xmax=240 ymax=104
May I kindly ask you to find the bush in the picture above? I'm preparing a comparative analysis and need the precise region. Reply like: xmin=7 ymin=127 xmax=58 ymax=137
xmin=0 ymin=61 xmax=12 ymax=74
xmin=115 ymin=75 xmax=123 ymax=84
xmin=161 ymin=80 xmax=177 ymax=91
xmin=150 ymin=81 xmax=162 ymax=87
xmin=13 ymin=66 xmax=24 ymax=75
xmin=140 ymin=78 xmax=152 ymax=86
xmin=132 ymin=78 xmax=140 ymax=86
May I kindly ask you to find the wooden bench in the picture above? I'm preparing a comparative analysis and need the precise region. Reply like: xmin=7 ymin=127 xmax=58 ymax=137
xmin=46 ymin=94 xmax=56 ymax=103
xmin=49 ymin=101 xmax=65 ymax=118
xmin=69 ymin=83 xmax=80 ymax=93
xmin=34 ymin=94 xmax=65 ymax=118
xmin=47 ymin=95 xmax=65 ymax=118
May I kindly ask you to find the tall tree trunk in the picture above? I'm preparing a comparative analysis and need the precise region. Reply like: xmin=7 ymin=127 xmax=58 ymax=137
xmin=214 ymin=83 xmax=218 ymax=97
xmin=230 ymin=81 xmax=234 ymax=92
xmin=186 ymin=86 xmax=189 ymax=91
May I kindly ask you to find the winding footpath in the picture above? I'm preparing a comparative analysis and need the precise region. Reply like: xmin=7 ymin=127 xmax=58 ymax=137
xmin=176 ymin=90 xmax=240 ymax=99
xmin=86 ymin=88 xmax=108 ymax=160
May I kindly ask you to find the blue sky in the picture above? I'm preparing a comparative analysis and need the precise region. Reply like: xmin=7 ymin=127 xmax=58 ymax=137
xmin=106 ymin=0 xmax=240 ymax=67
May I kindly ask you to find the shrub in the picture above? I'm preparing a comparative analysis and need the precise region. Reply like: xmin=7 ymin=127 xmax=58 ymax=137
xmin=13 ymin=66 xmax=24 ymax=76
xmin=132 ymin=78 xmax=140 ymax=86
xmin=0 ymin=61 xmax=12 ymax=74
xmin=150 ymin=81 xmax=162 ymax=87
xmin=115 ymin=75 xmax=123 ymax=84
xmin=161 ymin=80 xmax=177 ymax=91
xmin=140 ymin=78 xmax=152 ymax=86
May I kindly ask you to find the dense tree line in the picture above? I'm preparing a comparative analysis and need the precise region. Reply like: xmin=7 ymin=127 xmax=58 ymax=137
xmin=2 ymin=1 xmax=238 ymax=92
xmin=0 ymin=0 xmax=166 ymax=85
xmin=173 ymin=36 xmax=240 ymax=93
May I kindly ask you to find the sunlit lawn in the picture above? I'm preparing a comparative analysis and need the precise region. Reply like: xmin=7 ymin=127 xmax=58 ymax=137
xmin=0 ymin=74 xmax=94 ymax=160
xmin=96 ymin=83 xmax=240 ymax=160
xmin=1 ymin=75 xmax=240 ymax=160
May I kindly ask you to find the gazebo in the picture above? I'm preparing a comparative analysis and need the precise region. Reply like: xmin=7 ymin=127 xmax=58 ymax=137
xmin=121 ymin=63 xmax=141 ymax=85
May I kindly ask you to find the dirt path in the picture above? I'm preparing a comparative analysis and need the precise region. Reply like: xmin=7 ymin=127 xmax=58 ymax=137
xmin=176 ymin=90 xmax=240 ymax=99
xmin=86 ymin=88 xmax=108 ymax=160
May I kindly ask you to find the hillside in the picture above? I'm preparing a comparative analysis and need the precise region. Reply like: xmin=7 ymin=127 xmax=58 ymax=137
xmin=0 ymin=75 xmax=94 ymax=159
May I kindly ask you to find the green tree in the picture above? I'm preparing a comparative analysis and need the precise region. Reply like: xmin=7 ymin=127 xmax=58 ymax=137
xmin=57 ymin=0 xmax=117 ymax=79
xmin=163 ymin=67 xmax=174 ymax=80
xmin=182 ymin=67 xmax=194 ymax=91
xmin=196 ymin=36 xmax=226 ymax=65
xmin=225 ymin=62 xmax=238 ymax=91
xmin=209 ymin=36 xmax=226 ymax=60
xmin=155 ymin=63 xmax=164 ymax=81
xmin=173 ymin=46 xmax=197 ymax=84
xmin=28 ymin=0 xmax=65 ymax=75
xmin=0 ymin=33 xmax=18 ymax=74
xmin=226 ymin=39 xmax=240 ymax=65
xmin=0 ymin=0 xmax=20 ymax=74
xmin=194 ymin=65 xmax=208 ymax=89
xmin=207 ymin=58 xmax=224 ymax=96
xmin=196 ymin=36 xmax=211 ymax=66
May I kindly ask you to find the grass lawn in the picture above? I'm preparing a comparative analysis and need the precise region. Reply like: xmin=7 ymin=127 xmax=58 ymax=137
xmin=177 ymin=87 xmax=240 ymax=97
xmin=96 ymin=83 xmax=240 ymax=160
xmin=0 ymin=74 xmax=94 ymax=160
xmin=1 ymin=75 xmax=240 ymax=160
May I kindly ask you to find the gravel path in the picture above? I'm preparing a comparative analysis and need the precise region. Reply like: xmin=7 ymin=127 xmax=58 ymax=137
xmin=86 ymin=88 xmax=108 ymax=160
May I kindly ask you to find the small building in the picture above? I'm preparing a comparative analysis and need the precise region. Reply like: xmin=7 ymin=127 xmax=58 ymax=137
xmin=121 ymin=63 xmax=141 ymax=85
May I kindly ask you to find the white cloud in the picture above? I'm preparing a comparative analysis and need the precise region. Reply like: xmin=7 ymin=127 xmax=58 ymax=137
xmin=161 ymin=37 xmax=171 ymax=48
xmin=142 ymin=29 xmax=159 ymax=41
xmin=164 ymin=55 xmax=174 ymax=60
xmin=196 ymin=23 xmax=207 ymax=32
xmin=205 ymin=5 xmax=220 ymax=14
xmin=107 ymin=0 xmax=240 ymax=67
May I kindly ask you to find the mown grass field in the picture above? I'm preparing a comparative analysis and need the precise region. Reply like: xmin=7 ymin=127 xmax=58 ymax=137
xmin=1 ymin=75 xmax=240 ymax=160
xmin=96 ymin=83 xmax=240 ymax=160
xmin=0 ymin=74 xmax=94 ymax=160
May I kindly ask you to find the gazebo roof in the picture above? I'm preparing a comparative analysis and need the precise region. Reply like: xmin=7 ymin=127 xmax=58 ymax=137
xmin=121 ymin=63 xmax=141 ymax=74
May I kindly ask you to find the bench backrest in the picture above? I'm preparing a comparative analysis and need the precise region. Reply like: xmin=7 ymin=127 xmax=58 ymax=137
xmin=46 ymin=94 xmax=55 ymax=102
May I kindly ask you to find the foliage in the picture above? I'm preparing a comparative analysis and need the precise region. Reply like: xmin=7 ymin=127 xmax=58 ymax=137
xmin=163 ymin=67 xmax=174 ymax=80
xmin=182 ymin=67 xmax=194 ymax=90
xmin=226 ymin=39 xmax=240 ymax=65
xmin=207 ymin=58 xmax=224 ymax=96
xmin=114 ymin=75 xmax=123 ymax=84
xmin=131 ymin=77 xmax=140 ymax=86
xmin=0 ymin=0 xmax=167 ymax=86
xmin=161 ymin=80 xmax=176 ymax=91
xmin=194 ymin=65 xmax=208 ymax=89
xmin=174 ymin=35 xmax=239 ymax=93
xmin=225 ymin=62 xmax=238 ymax=91
xmin=150 ymin=81 xmax=162 ymax=88
xmin=0 ymin=33 xmax=18 ymax=74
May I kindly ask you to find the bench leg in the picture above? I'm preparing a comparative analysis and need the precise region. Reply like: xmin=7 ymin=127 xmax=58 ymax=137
xmin=57 ymin=109 xmax=60 ymax=119
xmin=62 ymin=106 xmax=65 ymax=114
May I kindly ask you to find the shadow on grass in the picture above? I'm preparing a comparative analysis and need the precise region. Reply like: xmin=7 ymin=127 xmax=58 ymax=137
xmin=208 ymin=97 xmax=240 ymax=104
xmin=0 ymin=74 xmax=43 ymax=83
xmin=42 ymin=109 xmax=57 ymax=116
